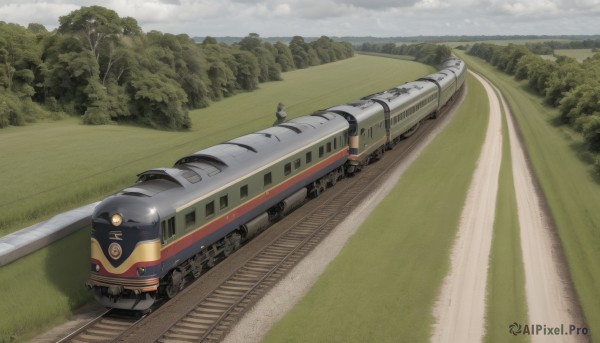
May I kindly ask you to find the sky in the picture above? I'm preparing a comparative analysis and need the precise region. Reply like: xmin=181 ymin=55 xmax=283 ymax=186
xmin=1 ymin=0 xmax=599 ymax=38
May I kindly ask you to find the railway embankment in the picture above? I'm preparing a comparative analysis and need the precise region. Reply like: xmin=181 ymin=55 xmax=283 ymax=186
xmin=258 ymin=73 xmax=487 ymax=342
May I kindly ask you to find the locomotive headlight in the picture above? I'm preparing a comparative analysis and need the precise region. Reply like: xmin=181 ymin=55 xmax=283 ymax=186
xmin=137 ymin=267 xmax=146 ymax=276
xmin=95 ymin=264 xmax=100 ymax=272
xmin=111 ymin=213 xmax=123 ymax=227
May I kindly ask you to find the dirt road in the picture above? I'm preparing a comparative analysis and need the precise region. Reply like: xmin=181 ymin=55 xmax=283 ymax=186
xmin=433 ymin=72 xmax=584 ymax=342
xmin=496 ymin=83 xmax=586 ymax=343
xmin=432 ymin=72 xmax=502 ymax=342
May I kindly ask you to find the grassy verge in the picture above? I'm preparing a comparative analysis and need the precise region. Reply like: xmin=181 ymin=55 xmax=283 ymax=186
xmin=0 ymin=55 xmax=434 ymax=342
xmin=0 ymin=55 xmax=434 ymax=237
xmin=262 ymin=73 xmax=488 ymax=342
xmin=457 ymin=51 xmax=600 ymax=342
xmin=0 ymin=229 xmax=90 ymax=342
xmin=484 ymin=92 xmax=529 ymax=343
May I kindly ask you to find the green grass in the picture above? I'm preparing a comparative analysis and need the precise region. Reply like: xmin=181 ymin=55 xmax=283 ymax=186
xmin=484 ymin=90 xmax=529 ymax=343
xmin=554 ymin=49 xmax=597 ymax=61
xmin=0 ymin=229 xmax=91 ymax=342
xmin=457 ymin=50 xmax=600 ymax=342
xmin=262 ymin=73 xmax=489 ymax=342
xmin=0 ymin=55 xmax=434 ymax=237
xmin=0 ymin=55 xmax=435 ymax=342
xmin=355 ymin=51 xmax=416 ymax=61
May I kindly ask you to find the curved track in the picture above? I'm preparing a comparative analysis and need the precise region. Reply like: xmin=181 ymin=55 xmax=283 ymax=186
xmin=58 ymin=89 xmax=464 ymax=343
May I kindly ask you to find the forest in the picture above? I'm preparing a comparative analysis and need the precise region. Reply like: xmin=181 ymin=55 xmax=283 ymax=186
xmin=0 ymin=6 xmax=354 ymax=130
xmin=355 ymin=42 xmax=452 ymax=66
xmin=468 ymin=43 xmax=600 ymax=166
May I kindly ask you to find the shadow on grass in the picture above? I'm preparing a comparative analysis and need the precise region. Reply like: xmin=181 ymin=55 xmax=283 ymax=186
xmin=45 ymin=228 xmax=93 ymax=310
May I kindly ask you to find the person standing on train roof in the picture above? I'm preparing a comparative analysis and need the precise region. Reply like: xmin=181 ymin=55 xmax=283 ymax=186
xmin=274 ymin=102 xmax=287 ymax=126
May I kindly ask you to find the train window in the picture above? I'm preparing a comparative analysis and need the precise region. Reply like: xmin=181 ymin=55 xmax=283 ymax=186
xmin=240 ymin=185 xmax=248 ymax=199
xmin=334 ymin=138 xmax=337 ymax=150
xmin=205 ymin=201 xmax=215 ymax=218
xmin=161 ymin=221 xmax=167 ymax=244
xmin=284 ymin=162 xmax=292 ymax=176
xmin=167 ymin=217 xmax=175 ymax=239
xmin=319 ymin=146 xmax=324 ymax=158
xmin=220 ymin=195 xmax=228 ymax=210
xmin=264 ymin=172 xmax=272 ymax=187
xmin=185 ymin=210 xmax=196 ymax=230
xmin=161 ymin=217 xmax=176 ymax=244
xmin=306 ymin=151 xmax=312 ymax=164
xmin=294 ymin=158 xmax=301 ymax=170
xmin=326 ymin=142 xmax=331 ymax=153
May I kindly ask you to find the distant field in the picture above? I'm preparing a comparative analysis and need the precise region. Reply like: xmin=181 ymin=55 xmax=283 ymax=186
xmin=457 ymin=51 xmax=600 ymax=342
xmin=0 ymin=55 xmax=435 ymax=342
xmin=355 ymin=51 xmax=416 ymax=61
xmin=263 ymin=73 xmax=489 ymax=342
xmin=554 ymin=49 xmax=597 ymax=61
xmin=442 ymin=39 xmax=573 ymax=48
xmin=0 ymin=55 xmax=434 ymax=237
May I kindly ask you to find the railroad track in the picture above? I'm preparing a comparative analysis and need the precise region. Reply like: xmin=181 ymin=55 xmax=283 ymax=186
xmin=148 ymin=89 xmax=465 ymax=343
xmin=57 ymin=309 xmax=145 ymax=343
xmin=57 ymin=87 xmax=465 ymax=343
xmin=156 ymin=165 xmax=381 ymax=342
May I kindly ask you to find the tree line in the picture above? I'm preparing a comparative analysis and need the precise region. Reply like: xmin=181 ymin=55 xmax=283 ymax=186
xmin=468 ymin=43 xmax=600 ymax=171
xmin=0 ymin=6 xmax=353 ymax=130
xmin=524 ymin=40 xmax=600 ymax=55
xmin=356 ymin=42 xmax=452 ymax=66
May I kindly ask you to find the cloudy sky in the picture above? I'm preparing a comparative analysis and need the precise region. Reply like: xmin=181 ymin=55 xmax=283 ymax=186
xmin=1 ymin=0 xmax=599 ymax=37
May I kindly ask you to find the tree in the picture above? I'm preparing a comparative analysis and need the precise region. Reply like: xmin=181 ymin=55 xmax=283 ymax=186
xmin=238 ymin=34 xmax=281 ymax=82
xmin=128 ymin=70 xmax=190 ymax=129
xmin=273 ymin=42 xmax=294 ymax=72
xmin=233 ymin=50 xmax=259 ymax=90
xmin=0 ymin=22 xmax=42 ymax=96
xmin=544 ymin=57 xmax=584 ymax=106
xmin=289 ymin=36 xmax=310 ymax=68
xmin=59 ymin=6 xmax=128 ymax=61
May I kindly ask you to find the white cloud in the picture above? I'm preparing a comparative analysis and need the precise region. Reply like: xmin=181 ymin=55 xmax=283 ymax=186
xmin=0 ymin=0 xmax=597 ymax=36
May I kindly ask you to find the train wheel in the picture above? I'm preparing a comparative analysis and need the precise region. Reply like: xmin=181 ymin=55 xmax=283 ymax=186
xmin=191 ymin=256 xmax=203 ymax=279
xmin=165 ymin=270 xmax=183 ymax=299
xmin=329 ymin=171 xmax=338 ymax=186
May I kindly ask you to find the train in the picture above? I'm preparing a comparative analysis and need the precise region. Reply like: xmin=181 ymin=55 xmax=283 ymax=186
xmin=86 ymin=57 xmax=467 ymax=310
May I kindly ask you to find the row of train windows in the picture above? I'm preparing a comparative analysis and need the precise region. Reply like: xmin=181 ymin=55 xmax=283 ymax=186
xmin=391 ymin=94 xmax=437 ymax=125
xmin=160 ymin=135 xmax=343 ymax=244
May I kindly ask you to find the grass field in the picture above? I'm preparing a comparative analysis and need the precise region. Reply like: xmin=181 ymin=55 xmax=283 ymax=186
xmin=262 ymin=73 xmax=489 ymax=342
xmin=554 ymin=49 xmax=597 ymax=61
xmin=0 ymin=55 xmax=435 ymax=342
xmin=457 ymin=51 xmax=600 ymax=342
xmin=484 ymin=91 xmax=529 ymax=343
xmin=0 ymin=55 xmax=434 ymax=237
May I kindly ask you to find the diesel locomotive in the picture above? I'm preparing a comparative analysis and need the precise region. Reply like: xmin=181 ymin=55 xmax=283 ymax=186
xmin=86 ymin=57 xmax=467 ymax=310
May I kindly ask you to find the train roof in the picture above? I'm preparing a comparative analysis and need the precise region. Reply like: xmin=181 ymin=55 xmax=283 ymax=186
xmin=326 ymin=99 xmax=384 ymax=122
xmin=419 ymin=71 xmax=455 ymax=88
xmin=442 ymin=57 xmax=464 ymax=69
xmin=99 ymin=112 xmax=349 ymax=218
xmin=364 ymin=81 xmax=437 ymax=110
